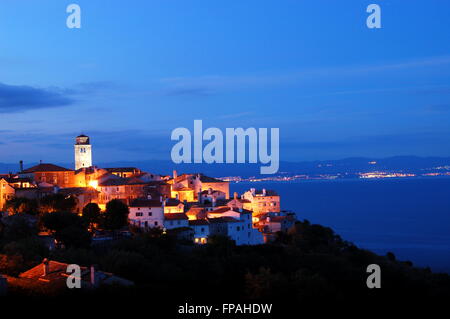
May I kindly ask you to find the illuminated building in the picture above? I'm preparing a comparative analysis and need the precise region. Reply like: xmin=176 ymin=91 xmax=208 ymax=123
xmin=74 ymin=135 xmax=93 ymax=170
xmin=129 ymin=198 xmax=165 ymax=229
xmin=189 ymin=219 xmax=210 ymax=244
xmin=19 ymin=163 xmax=75 ymax=188
xmin=242 ymin=188 xmax=280 ymax=214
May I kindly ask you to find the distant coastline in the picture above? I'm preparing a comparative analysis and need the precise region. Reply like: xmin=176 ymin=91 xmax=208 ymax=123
xmin=223 ymin=173 xmax=450 ymax=183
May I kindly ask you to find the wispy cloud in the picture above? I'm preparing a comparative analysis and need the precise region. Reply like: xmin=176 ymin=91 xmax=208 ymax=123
xmin=284 ymin=131 xmax=450 ymax=151
xmin=158 ymin=56 xmax=450 ymax=96
xmin=0 ymin=83 xmax=75 ymax=113
xmin=165 ymin=87 xmax=214 ymax=97
xmin=218 ymin=112 xmax=254 ymax=119
xmin=425 ymin=104 xmax=450 ymax=113
xmin=0 ymin=81 xmax=121 ymax=114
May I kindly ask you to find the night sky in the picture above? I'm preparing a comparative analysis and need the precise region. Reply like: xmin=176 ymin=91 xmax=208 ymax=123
xmin=1 ymin=0 xmax=450 ymax=163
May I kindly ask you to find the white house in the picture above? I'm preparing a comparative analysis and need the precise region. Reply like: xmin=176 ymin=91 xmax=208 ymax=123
xmin=199 ymin=188 xmax=226 ymax=204
xmin=164 ymin=198 xmax=185 ymax=214
xmin=129 ymin=198 xmax=164 ymax=229
xmin=189 ymin=219 xmax=210 ymax=244
xmin=242 ymin=188 xmax=280 ymax=214
xmin=263 ymin=215 xmax=296 ymax=233
xmin=164 ymin=213 xmax=189 ymax=230
xmin=207 ymin=207 xmax=264 ymax=246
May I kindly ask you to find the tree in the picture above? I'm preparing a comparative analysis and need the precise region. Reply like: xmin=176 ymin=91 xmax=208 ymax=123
xmin=40 ymin=211 xmax=91 ymax=248
xmin=39 ymin=194 xmax=77 ymax=214
xmin=82 ymin=203 xmax=101 ymax=231
xmin=103 ymin=199 xmax=129 ymax=231
xmin=0 ymin=214 xmax=38 ymax=241
xmin=4 ymin=197 xmax=38 ymax=215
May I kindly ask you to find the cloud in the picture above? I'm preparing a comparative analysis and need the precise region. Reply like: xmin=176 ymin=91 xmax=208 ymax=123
xmin=424 ymin=104 xmax=450 ymax=113
xmin=218 ymin=112 xmax=254 ymax=119
xmin=284 ymin=131 xmax=450 ymax=151
xmin=0 ymin=82 xmax=75 ymax=113
xmin=0 ymin=81 xmax=123 ymax=114
xmin=159 ymin=56 xmax=450 ymax=96
xmin=69 ymin=81 xmax=119 ymax=95
xmin=165 ymin=87 xmax=214 ymax=97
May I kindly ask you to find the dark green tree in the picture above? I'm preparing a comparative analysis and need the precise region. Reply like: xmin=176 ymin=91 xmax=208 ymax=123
xmin=4 ymin=197 xmax=38 ymax=215
xmin=82 ymin=203 xmax=101 ymax=231
xmin=103 ymin=199 xmax=129 ymax=231
xmin=39 ymin=194 xmax=77 ymax=214
xmin=0 ymin=214 xmax=38 ymax=241
xmin=40 ymin=211 xmax=91 ymax=248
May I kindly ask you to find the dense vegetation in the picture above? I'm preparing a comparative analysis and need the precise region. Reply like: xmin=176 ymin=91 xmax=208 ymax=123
xmin=1 ymin=194 xmax=449 ymax=310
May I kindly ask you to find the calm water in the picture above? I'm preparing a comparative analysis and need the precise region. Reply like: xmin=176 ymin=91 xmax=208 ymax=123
xmin=231 ymin=178 xmax=450 ymax=273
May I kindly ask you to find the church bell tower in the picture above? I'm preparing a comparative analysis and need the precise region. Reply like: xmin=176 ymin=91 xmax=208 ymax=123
xmin=75 ymin=134 xmax=93 ymax=170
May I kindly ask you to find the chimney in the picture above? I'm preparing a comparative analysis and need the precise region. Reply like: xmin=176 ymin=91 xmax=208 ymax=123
xmin=42 ymin=258 xmax=49 ymax=276
xmin=233 ymin=192 xmax=238 ymax=200
xmin=0 ymin=275 xmax=7 ymax=296
xmin=198 ymin=192 xmax=202 ymax=204
xmin=251 ymin=188 xmax=255 ymax=196
xmin=262 ymin=188 xmax=266 ymax=196
xmin=90 ymin=265 xmax=97 ymax=287
xmin=173 ymin=170 xmax=178 ymax=179
xmin=19 ymin=160 xmax=24 ymax=172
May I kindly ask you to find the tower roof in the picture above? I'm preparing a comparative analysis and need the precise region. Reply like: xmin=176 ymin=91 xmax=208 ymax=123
xmin=75 ymin=135 xmax=90 ymax=145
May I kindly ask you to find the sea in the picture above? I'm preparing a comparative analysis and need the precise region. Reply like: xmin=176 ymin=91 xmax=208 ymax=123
xmin=231 ymin=177 xmax=450 ymax=273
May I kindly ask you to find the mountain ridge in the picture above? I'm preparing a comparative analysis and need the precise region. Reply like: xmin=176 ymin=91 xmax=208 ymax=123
xmin=1 ymin=156 xmax=450 ymax=177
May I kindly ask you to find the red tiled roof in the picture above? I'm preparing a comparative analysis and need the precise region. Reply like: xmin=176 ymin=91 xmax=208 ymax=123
xmin=105 ymin=167 xmax=140 ymax=173
xmin=165 ymin=198 xmax=183 ymax=207
xmin=189 ymin=219 xmax=210 ymax=226
xmin=19 ymin=259 xmax=133 ymax=288
xmin=164 ymin=213 xmax=188 ymax=220
xmin=58 ymin=187 xmax=99 ymax=196
xmin=98 ymin=177 xmax=147 ymax=186
xmin=130 ymin=199 xmax=162 ymax=207
xmin=269 ymin=216 xmax=287 ymax=223
xmin=209 ymin=206 xmax=231 ymax=214
xmin=22 ymin=163 xmax=73 ymax=173
xmin=207 ymin=217 xmax=239 ymax=223
xmin=254 ymin=189 xmax=278 ymax=196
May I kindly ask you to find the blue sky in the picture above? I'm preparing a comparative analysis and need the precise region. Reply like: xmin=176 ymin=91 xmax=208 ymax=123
xmin=1 ymin=0 xmax=450 ymax=164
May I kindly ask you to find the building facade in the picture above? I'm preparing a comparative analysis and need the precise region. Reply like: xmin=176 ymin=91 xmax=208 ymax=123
xmin=129 ymin=198 xmax=165 ymax=229
xmin=74 ymin=135 xmax=93 ymax=170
